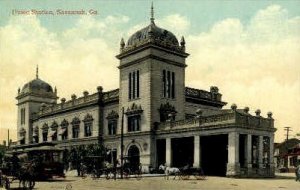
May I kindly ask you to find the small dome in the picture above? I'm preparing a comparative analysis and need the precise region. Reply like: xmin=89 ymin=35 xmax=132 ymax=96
xmin=21 ymin=78 xmax=53 ymax=94
xmin=127 ymin=23 xmax=179 ymax=48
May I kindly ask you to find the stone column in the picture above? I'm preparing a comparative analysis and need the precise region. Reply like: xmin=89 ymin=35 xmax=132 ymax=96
xmin=226 ymin=132 xmax=240 ymax=177
xmin=166 ymin=138 xmax=172 ymax=167
xmin=258 ymin=135 xmax=264 ymax=169
xmin=193 ymin=136 xmax=201 ymax=168
xmin=246 ymin=134 xmax=252 ymax=171
xmin=269 ymin=135 xmax=275 ymax=177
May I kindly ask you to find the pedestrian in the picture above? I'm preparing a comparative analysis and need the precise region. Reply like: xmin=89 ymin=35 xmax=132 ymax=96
xmin=295 ymin=164 xmax=300 ymax=181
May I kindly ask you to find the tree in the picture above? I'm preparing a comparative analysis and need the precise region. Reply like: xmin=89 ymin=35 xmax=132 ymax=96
xmin=0 ymin=145 xmax=6 ymax=166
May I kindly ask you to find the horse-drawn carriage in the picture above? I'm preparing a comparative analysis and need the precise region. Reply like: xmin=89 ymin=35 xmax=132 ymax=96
xmin=0 ymin=153 xmax=36 ymax=189
xmin=88 ymin=156 xmax=142 ymax=180
xmin=0 ymin=145 xmax=65 ymax=189
xmin=159 ymin=164 xmax=206 ymax=180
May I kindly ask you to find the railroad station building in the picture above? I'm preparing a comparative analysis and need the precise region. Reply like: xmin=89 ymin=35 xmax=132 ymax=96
xmin=14 ymin=6 xmax=276 ymax=177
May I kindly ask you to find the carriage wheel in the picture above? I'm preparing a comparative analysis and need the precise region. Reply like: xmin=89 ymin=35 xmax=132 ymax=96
xmin=105 ymin=172 xmax=110 ymax=180
xmin=123 ymin=171 xmax=129 ymax=179
xmin=135 ymin=171 xmax=142 ymax=180
xmin=28 ymin=180 xmax=35 ymax=189
xmin=180 ymin=173 xmax=190 ymax=180
xmin=194 ymin=172 xmax=206 ymax=180
xmin=23 ymin=179 xmax=29 ymax=189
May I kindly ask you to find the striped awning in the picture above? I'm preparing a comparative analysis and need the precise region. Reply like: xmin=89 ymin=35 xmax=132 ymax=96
xmin=48 ymin=130 xmax=57 ymax=137
xmin=58 ymin=128 xmax=67 ymax=135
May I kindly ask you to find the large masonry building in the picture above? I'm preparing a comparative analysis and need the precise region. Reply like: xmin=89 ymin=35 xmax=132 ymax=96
xmin=15 ymin=7 xmax=276 ymax=177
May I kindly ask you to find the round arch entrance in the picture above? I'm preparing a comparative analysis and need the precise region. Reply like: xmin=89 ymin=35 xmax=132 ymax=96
xmin=127 ymin=145 xmax=140 ymax=172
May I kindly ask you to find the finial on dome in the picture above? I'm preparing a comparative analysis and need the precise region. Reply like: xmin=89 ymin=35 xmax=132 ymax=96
xmin=180 ymin=36 xmax=185 ymax=45
xmin=120 ymin=38 xmax=125 ymax=52
xmin=150 ymin=2 xmax=155 ymax=24
xmin=36 ymin=65 xmax=39 ymax=79
xmin=180 ymin=36 xmax=186 ymax=52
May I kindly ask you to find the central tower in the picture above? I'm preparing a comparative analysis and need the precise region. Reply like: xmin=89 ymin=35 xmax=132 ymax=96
xmin=116 ymin=4 xmax=189 ymax=134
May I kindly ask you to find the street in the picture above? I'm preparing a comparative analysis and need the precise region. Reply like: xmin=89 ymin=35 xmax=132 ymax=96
xmin=3 ymin=173 xmax=300 ymax=190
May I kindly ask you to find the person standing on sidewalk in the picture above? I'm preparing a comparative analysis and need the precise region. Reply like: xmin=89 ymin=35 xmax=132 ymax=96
xmin=295 ymin=164 xmax=300 ymax=181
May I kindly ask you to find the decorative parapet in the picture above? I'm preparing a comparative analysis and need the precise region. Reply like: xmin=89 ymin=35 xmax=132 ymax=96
xmin=185 ymin=87 xmax=227 ymax=108
xmin=102 ymin=89 xmax=119 ymax=102
xmin=185 ymin=87 xmax=222 ymax=101
xmin=121 ymin=38 xmax=185 ymax=55
xmin=37 ymin=88 xmax=119 ymax=118
xmin=158 ymin=111 xmax=274 ymax=131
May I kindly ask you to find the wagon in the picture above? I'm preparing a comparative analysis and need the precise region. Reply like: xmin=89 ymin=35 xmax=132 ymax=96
xmin=0 ymin=153 xmax=36 ymax=189
xmin=179 ymin=166 xmax=206 ymax=180
xmin=0 ymin=144 xmax=65 ymax=189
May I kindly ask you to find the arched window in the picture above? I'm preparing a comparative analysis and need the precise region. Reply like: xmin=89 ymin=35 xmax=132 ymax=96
xmin=125 ymin=103 xmax=143 ymax=132
xmin=83 ymin=114 xmax=93 ymax=137
xmin=159 ymin=102 xmax=177 ymax=122
xmin=60 ymin=119 xmax=69 ymax=140
xmin=128 ymin=70 xmax=140 ymax=100
xmin=19 ymin=128 xmax=26 ymax=145
xmin=71 ymin=117 xmax=80 ymax=138
xmin=33 ymin=126 xmax=39 ymax=143
xmin=162 ymin=70 xmax=175 ymax=99
xmin=107 ymin=110 xmax=119 ymax=135
xmin=50 ymin=121 xmax=58 ymax=141
xmin=42 ymin=123 xmax=49 ymax=142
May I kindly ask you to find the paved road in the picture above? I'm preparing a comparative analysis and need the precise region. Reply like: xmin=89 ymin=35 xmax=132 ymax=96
xmin=4 ymin=173 xmax=300 ymax=190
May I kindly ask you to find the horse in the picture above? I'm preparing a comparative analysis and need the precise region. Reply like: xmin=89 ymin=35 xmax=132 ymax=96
xmin=159 ymin=164 xmax=180 ymax=180
xmin=18 ymin=161 xmax=36 ymax=189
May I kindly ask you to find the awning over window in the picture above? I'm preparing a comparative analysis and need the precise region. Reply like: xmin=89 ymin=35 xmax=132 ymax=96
xmin=19 ymin=136 xmax=25 ymax=141
xmin=59 ymin=128 xmax=67 ymax=135
xmin=48 ymin=130 xmax=57 ymax=137
xmin=32 ymin=133 xmax=38 ymax=137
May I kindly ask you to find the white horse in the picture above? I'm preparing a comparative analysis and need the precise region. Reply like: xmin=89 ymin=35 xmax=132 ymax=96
xmin=159 ymin=164 xmax=180 ymax=180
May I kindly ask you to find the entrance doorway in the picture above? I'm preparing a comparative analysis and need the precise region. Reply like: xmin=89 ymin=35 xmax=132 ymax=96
xmin=201 ymin=135 xmax=228 ymax=176
xmin=156 ymin=139 xmax=166 ymax=167
xmin=172 ymin=137 xmax=194 ymax=167
xmin=127 ymin=145 xmax=140 ymax=172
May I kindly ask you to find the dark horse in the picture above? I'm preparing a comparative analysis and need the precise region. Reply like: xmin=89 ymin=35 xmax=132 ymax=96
xmin=180 ymin=164 xmax=206 ymax=180
xmin=18 ymin=161 xmax=36 ymax=189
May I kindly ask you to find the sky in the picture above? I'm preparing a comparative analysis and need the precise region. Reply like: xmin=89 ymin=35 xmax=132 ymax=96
xmin=0 ymin=0 xmax=299 ymax=143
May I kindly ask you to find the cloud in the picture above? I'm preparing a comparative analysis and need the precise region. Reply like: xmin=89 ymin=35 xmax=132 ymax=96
xmin=0 ymin=14 xmax=126 ymax=138
xmin=186 ymin=5 xmax=300 ymax=142
xmin=158 ymin=14 xmax=190 ymax=36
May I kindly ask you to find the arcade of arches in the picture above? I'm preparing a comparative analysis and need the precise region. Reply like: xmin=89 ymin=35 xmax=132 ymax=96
xmin=156 ymin=132 xmax=274 ymax=177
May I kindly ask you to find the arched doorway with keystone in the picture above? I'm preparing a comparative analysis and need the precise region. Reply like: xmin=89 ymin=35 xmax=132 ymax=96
xmin=127 ymin=145 xmax=140 ymax=172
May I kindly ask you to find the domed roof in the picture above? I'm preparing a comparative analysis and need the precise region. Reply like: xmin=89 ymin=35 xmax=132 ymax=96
xmin=21 ymin=78 xmax=53 ymax=94
xmin=19 ymin=66 xmax=55 ymax=96
xmin=127 ymin=22 xmax=179 ymax=48
xmin=117 ymin=4 xmax=188 ymax=58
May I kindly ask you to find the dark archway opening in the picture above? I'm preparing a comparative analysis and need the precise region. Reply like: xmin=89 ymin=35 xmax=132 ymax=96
xmin=156 ymin=139 xmax=166 ymax=167
xmin=127 ymin=145 xmax=140 ymax=172
xmin=201 ymin=135 xmax=228 ymax=176
xmin=239 ymin=134 xmax=246 ymax=168
xmin=172 ymin=137 xmax=194 ymax=167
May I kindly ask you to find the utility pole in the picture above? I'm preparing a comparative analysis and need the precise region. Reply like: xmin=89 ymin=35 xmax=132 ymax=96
xmin=120 ymin=107 xmax=124 ymax=179
xmin=284 ymin=127 xmax=292 ymax=141
xmin=7 ymin=129 xmax=9 ymax=148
